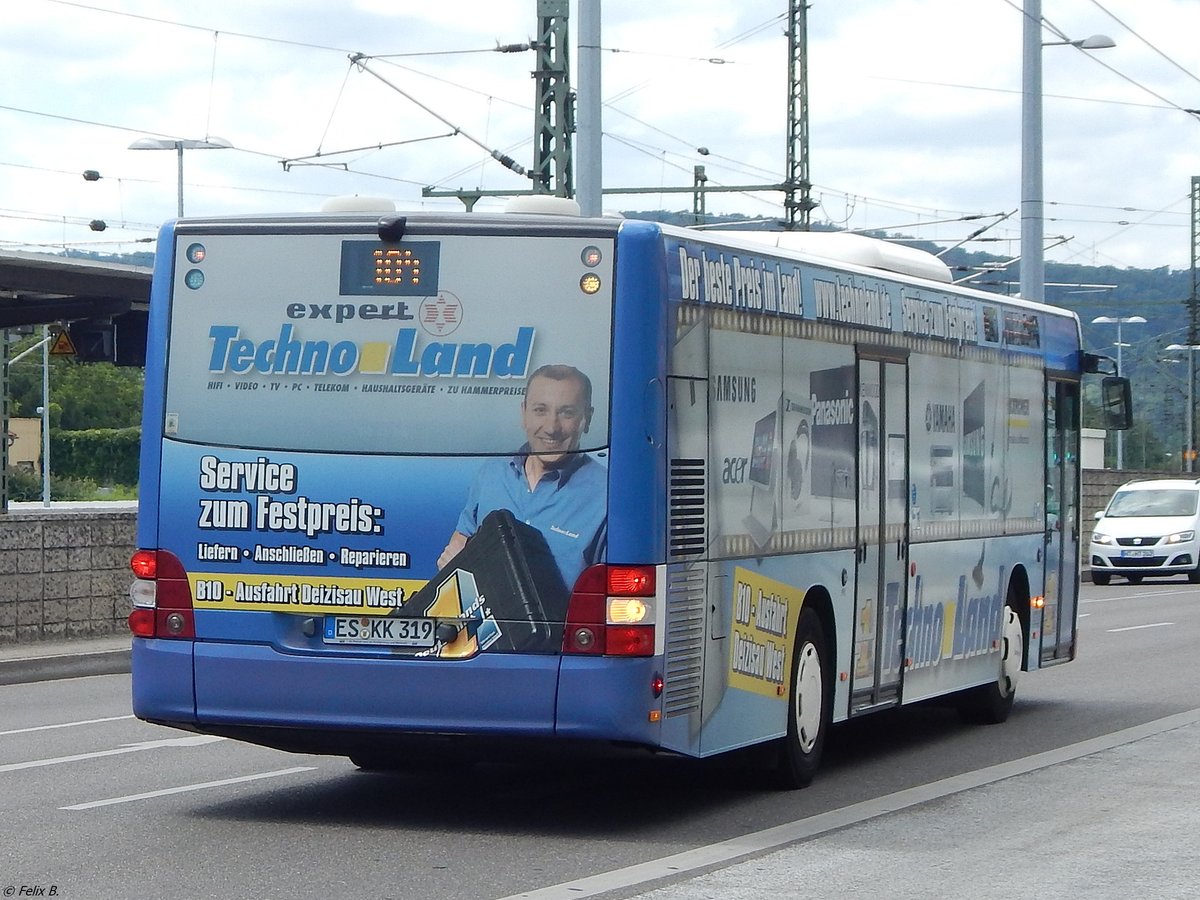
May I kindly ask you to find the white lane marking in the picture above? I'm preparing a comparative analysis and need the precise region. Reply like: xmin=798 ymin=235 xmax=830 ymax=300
xmin=1107 ymin=622 xmax=1174 ymax=633
xmin=496 ymin=708 xmax=1200 ymax=900
xmin=0 ymin=735 xmax=224 ymax=773
xmin=0 ymin=715 xmax=135 ymax=737
xmin=1083 ymin=588 xmax=1198 ymax=603
xmin=61 ymin=766 xmax=318 ymax=810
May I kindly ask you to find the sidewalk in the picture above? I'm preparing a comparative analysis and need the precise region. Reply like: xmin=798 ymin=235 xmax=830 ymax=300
xmin=507 ymin=710 xmax=1200 ymax=900
xmin=0 ymin=635 xmax=131 ymax=685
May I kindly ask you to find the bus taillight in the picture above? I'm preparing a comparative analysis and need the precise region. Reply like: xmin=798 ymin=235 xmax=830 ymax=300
xmin=127 ymin=549 xmax=195 ymax=640
xmin=563 ymin=564 xmax=656 ymax=657
xmin=607 ymin=565 xmax=655 ymax=596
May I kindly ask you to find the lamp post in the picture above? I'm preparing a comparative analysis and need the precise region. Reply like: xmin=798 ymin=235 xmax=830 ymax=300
xmin=1166 ymin=343 xmax=1200 ymax=473
xmin=1093 ymin=315 xmax=1145 ymax=469
xmin=128 ymin=136 xmax=232 ymax=217
xmin=1020 ymin=1 xmax=1115 ymax=302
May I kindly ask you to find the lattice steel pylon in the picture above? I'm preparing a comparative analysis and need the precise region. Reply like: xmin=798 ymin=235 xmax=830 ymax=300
xmin=783 ymin=0 xmax=813 ymax=230
xmin=1191 ymin=176 xmax=1199 ymax=346
xmin=1187 ymin=175 xmax=1200 ymax=469
xmin=532 ymin=0 xmax=574 ymax=197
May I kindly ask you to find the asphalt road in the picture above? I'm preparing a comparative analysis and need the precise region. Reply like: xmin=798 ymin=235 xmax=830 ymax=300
xmin=1 ymin=578 xmax=1197 ymax=899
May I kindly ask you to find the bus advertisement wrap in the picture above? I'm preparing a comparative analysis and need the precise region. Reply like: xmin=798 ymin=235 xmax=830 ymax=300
xmin=156 ymin=230 xmax=615 ymax=656
xmin=129 ymin=214 xmax=1106 ymax=786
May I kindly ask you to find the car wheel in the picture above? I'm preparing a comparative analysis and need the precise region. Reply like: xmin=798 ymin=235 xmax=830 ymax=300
xmin=957 ymin=603 xmax=1023 ymax=725
xmin=771 ymin=607 xmax=830 ymax=789
xmin=1091 ymin=571 xmax=1111 ymax=586
xmin=1189 ymin=565 xmax=1200 ymax=584
xmin=1125 ymin=574 xmax=1143 ymax=584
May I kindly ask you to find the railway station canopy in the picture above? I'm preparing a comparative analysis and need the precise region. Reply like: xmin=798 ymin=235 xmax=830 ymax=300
xmin=0 ymin=249 xmax=151 ymax=364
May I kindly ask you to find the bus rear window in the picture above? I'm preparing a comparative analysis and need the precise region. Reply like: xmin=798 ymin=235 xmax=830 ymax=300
xmin=163 ymin=231 xmax=614 ymax=455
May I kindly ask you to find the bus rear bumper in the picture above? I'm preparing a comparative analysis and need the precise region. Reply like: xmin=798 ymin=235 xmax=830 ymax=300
xmin=191 ymin=641 xmax=561 ymax=734
xmin=133 ymin=638 xmax=558 ymax=733
xmin=132 ymin=640 xmax=666 ymax=755
xmin=131 ymin=638 xmax=197 ymax=723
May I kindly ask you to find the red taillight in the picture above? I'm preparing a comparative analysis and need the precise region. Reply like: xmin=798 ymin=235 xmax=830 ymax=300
xmin=563 ymin=564 xmax=656 ymax=657
xmin=130 ymin=549 xmax=157 ymax=579
xmin=604 ymin=625 xmax=655 ymax=656
xmin=607 ymin=565 xmax=655 ymax=596
xmin=128 ymin=549 xmax=195 ymax=639
xmin=127 ymin=607 xmax=156 ymax=637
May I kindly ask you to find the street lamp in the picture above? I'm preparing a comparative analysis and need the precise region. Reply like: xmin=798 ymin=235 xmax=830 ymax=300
xmin=1166 ymin=343 xmax=1200 ymax=473
xmin=1020 ymin=1 xmax=1115 ymax=302
xmin=128 ymin=136 xmax=233 ymax=217
xmin=1093 ymin=315 xmax=1145 ymax=469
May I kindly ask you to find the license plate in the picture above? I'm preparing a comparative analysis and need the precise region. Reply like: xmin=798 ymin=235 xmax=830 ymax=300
xmin=1120 ymin=549 xmax=1154 ymax=559
xmin=323 ymin=615 xmax=436 ymax=647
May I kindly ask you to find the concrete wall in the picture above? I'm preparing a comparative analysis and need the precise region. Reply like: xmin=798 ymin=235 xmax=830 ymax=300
xmin=0 ymin=507 xmax=135 ymax=643
xmin=0 ymin=469 xmax=1178 ymax=647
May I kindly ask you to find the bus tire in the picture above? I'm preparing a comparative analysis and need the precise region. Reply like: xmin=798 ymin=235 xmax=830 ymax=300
xmin=1091 ymin=571 xmax=1111 ymax=586
xmin=772 ymin=607 xmax=830 ymax=789
xmin=957 ymin=603 xmax=1023 ymax=725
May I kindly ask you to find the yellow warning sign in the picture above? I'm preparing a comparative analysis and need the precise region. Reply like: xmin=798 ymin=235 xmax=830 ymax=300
xmin=49 ymin=329 xmax=77 ymax=356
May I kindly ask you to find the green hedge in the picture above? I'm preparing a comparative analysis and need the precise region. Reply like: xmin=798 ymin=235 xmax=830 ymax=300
xmin=50 ymin=426 xmax=141 ymax=485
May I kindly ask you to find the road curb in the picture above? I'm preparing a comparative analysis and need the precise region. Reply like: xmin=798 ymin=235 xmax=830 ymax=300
xmin=0 ymin=646 xmax=131 ymax=686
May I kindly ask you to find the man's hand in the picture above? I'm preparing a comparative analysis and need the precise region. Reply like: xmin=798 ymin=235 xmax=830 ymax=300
xmin=437 ymin=531 xmax=468 ymax=569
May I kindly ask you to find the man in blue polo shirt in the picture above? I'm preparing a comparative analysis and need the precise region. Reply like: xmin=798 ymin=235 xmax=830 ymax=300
xmin=437 ymin=364 xmax=607 ymax=590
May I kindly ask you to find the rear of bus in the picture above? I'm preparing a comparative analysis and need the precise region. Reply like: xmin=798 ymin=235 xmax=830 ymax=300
xmin=129 ymin=209 xmax=671 ymax=760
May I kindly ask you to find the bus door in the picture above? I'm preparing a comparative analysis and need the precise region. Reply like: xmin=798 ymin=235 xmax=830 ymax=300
xmin=1042 ymin=379 xmax=1081 ymax=663
xmin=852 ymin=353 xmax=909 ymax=712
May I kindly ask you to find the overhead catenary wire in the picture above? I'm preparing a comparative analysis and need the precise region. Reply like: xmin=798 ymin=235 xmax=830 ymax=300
xmin=998 ymin=0 xmax=1200 ymax=121
xmin=1085 ymin=0 xmax=1200 ymax=88
xmin=346 ymin=53 xmax=529 ymax=179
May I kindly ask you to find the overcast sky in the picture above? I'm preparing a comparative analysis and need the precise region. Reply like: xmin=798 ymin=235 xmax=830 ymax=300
xmin=3 ymin=0 xmax=1199 ymax=272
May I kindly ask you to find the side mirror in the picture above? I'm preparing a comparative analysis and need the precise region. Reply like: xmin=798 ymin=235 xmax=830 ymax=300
xmin=1094 ymin=510 xmax=1104 ymax=520
xmin=1101 ymin=376 xmax=1132 ymax=431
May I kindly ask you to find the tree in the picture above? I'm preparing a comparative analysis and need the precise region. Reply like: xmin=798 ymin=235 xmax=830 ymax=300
xmin=7 ymin=347 xmax=143 ymax=429
xmin=6 ymin=337 xmax=145 ymax=490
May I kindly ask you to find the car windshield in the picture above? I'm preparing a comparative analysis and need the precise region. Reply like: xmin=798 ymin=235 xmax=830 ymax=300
xmin=1106 ymin=488 xmax=1199 ymax=518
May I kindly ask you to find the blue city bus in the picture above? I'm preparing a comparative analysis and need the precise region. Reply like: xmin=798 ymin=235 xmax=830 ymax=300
xmin=129 ymin=200 xmax=1129 ymax=786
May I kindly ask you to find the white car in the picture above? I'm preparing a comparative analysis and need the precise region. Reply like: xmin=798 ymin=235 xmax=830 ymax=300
xmin=1089 ymin=479 xmax=1200 ymax=585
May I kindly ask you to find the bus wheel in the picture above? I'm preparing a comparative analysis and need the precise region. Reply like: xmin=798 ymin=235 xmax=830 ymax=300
xmin=772 ymin=607 xmax=830 ymax=789
xmin=957 ymin=603 xmax=1023 ymax=725
xmin=1091 ymin=571 xmax=1111 ymax=586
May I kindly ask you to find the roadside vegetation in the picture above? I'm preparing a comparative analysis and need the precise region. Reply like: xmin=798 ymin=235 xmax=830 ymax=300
xmin=6 ymin=335 xmax=143 ymax=501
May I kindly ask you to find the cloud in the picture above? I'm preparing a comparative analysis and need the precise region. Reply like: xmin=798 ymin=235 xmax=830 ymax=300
xmin=1 ymin=0 xmax=1198 ymax=270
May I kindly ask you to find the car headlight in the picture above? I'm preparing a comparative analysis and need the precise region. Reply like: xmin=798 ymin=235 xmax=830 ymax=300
xmin=1091 ymin=532 xmax=1113 ymax=545
xmin=1165 ymin=530 xmax=1195 ymax=544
